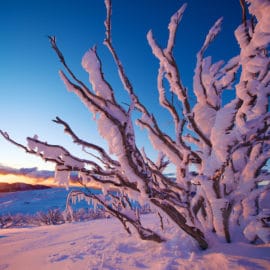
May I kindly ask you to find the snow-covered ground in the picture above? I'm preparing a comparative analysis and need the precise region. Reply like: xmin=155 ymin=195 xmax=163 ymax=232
xmin=0 ymin=188 xmax=270 ymax=270
xmin=0 ymin=214 xmax=269 ymax=270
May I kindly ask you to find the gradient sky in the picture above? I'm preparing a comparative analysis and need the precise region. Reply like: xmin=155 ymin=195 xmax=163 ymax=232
xmin=0 ymin=0 xmax=242 ymax=175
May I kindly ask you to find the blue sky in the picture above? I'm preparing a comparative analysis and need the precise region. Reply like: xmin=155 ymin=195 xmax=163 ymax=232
xmin=0 ymin=0 xmax=242 ymax=172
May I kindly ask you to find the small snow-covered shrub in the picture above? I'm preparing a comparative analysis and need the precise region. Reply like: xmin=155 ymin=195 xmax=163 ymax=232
xmin=71 ymin=208 xmax=108 ymax=222
xmin=0 ymin=207 xmax=111 ymax=229
xmin=35 ymin=209 xmax=65 ymax=225
xmin=0 ymin=215 xmax=13 ymax=228
xmin=0 ymin=213 xmax=32 ymax=228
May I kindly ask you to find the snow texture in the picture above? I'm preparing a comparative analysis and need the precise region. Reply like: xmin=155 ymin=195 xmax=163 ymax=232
xmin=0 ymin=214 xmax=269 ymax=270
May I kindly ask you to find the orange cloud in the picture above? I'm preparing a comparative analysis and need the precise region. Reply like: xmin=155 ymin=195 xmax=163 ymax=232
xmin=0 ymin=165 xmax=82 ymax=187
xmin=0 ymin=165 xmax=55 ymax=185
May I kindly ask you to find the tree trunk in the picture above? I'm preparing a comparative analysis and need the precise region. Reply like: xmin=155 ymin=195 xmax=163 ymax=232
xmin=151 ymin=199 xmax=208 ymax=250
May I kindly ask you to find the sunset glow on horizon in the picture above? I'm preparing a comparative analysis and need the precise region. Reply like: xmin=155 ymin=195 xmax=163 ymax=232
xmin=0 ymin=173 xmax=56 ymax=186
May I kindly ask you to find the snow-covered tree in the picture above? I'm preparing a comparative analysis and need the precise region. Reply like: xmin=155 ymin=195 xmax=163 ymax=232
xmin=1 ymin=0 xmax=270 ymax=249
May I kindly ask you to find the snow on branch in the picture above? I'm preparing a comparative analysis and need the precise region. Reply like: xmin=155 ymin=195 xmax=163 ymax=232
xmin=53 ymin=116 xmax=120 ymax=168
xmin=147 ymin=15 xmax=212 ymax=148
xmin=66 ymin=186 xmax=165 ymax=243
xmin=166 ymin=3 xmax=187 ymax=56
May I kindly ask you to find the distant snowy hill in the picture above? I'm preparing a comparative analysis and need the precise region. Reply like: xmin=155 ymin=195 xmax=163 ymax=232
xmin=0 ymin=186 xmax=92 ymax=215
xmin=0 ymin=182 xmax=51 ymax=193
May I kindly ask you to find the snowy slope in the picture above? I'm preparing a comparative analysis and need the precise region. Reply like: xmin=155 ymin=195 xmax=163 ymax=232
xmin=0 ymin=188 xmax=270 ymax=269
xmin=0 ymin=187 xmax=98 ymax=215
xmin=0 ymin=214 xmax=270 ymax=270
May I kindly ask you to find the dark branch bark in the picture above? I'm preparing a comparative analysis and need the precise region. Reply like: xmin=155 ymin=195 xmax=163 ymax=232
xmin=151 ymin=199 xmax=208 ymax=250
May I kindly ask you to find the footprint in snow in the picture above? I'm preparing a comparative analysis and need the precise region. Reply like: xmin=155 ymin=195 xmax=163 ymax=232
xmin=49 ymin=253 xmax=69 ymax=262
xmin=117 ymin=243 xmax=141 ymax=254
xmin=90 ymin=235 xmax=104 ymax=240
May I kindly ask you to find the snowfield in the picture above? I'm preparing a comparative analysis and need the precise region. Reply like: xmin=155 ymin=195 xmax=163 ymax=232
xmin=0 ymin=187 xmax=94 ymax=215
xmin=0 ymin=214 xmax=270 ymax=270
